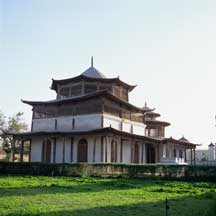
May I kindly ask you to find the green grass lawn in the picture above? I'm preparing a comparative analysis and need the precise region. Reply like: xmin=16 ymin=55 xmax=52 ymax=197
xmin=0 ymin=175 xmax=215 ymax=216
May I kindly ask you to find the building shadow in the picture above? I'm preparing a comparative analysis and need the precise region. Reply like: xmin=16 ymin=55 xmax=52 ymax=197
xmin=4 ymin=192 xmax=216 ymax=216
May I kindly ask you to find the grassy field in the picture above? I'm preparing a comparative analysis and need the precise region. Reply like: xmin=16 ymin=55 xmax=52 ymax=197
xmin=0 ymin=175 xmax=215 ymax=216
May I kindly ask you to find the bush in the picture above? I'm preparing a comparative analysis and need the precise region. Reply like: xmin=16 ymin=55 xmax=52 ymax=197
xmin=0 ymin=162 xmax=216 ymax=180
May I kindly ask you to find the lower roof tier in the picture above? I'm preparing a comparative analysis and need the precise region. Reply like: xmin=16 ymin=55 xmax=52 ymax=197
xmin=7 ymin=127 xmax=197 ymax=148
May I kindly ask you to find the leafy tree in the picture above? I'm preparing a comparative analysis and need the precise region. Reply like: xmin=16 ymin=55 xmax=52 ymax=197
xmin=0 ymin=111 xmax=28 ymax=161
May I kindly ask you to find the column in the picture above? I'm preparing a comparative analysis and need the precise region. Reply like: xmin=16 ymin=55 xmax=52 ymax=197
xmin=141 ymin=142 xmax=144 ymax=163
xmin=190 ymin=149 xmax=193 ymax=164
xmin=143 ymin=143 xmax=146 ymax=163
xmin=184 ymin=148 xmax=187 ymax=163
xmin=162 ymin=144 xmax=166 ymax=157
xmin=62 ymin=137 xmax=65 ymax=163
xmin=93 ymin=136 xmax=96 ymax=163
xmin=70 ymin=137 xmax=73 ymax=163
xmin=105 ymin=136 xmax=108 ymax=162
xmin=53 ymin=137 xmax=57 ymax=163
xmin=193 ymin=148 xmax=196 ymax=165
xmin=28 ymin=139 xmax=32 ymax=162
xmin=176 ymin=145 xmax=180 ymax=163
xmin=101 ymin=136 xmax=104 ymax=163
xmin=12 ymin=139 xmax=16 ymax=162
xmin=20 ymin=140 xmax=24 ymax=162
xmin=120 ymin=139 xmax=123 ymax=163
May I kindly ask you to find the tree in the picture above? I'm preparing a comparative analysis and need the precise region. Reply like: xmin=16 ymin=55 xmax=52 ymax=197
xmin=0 ymin=111 xmax=28 ymax=161
xmin=0 ymin=111 xmax=6 ymax=147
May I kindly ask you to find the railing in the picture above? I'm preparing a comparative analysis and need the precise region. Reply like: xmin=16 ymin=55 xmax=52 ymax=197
xmin=160 ymin=157 xmax=186 ymax=164
xmin=187 ymin=160 xmax=216 ymax=166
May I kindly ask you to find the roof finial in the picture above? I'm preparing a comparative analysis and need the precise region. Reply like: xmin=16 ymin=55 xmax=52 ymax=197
xmin=145 ymin=101 xmax=147 ymax=107
xmin=91 ymin=56 xmax=94 ymax=67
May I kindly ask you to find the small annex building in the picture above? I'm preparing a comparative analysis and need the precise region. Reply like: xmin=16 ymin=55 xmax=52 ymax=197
xmin=10 ymin=58 xmax=197 ymax=164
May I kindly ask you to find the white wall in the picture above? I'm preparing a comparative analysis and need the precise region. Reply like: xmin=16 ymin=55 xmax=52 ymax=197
xmin=30 ymin=134 xmax=147 ymax=164
xmin=31 ymin=137 xmax=43 ymax=162
xmin=32 ymin=114 xmax=102 ymax=132
xmin=122 ymin=140 xmax=131 ymax=163
xmin=103 ymin=115 xmax=120 ymax=130
xmin=103 ymin=114 xmax=145 ymax=136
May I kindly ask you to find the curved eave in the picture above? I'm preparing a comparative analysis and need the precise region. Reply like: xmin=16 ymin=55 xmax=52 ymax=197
xmin=51 ymin=75 xmax=136 ymax=92
xmin=145 ymin=120 xmax=170 ymax=127
xmin=145 ymin=112 xmax=161 ymax=118
xmin=21 ymin=90 xmax=144 ymax=113
xmin=6 ymin=127 xmax=161 ymax=143
xmin=163 ymin=138 xmax=198 ymax=147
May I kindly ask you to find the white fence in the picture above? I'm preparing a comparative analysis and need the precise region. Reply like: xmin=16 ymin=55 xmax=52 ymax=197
xmin=187 ymin=160 xmax=216 ymax=166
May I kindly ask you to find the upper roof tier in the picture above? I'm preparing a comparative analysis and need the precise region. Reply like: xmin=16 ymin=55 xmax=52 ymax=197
xmin=82 ymin=56 xmax=106 ymax=78
xmin=82 ymin=66 xmax=107 ymax=79
xmin=51 ymin=58 xmax=136 ymax=92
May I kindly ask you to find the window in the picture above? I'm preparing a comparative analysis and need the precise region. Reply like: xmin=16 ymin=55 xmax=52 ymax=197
xmin=113 ymin=86 xmax=120 ymax=97
xmin=84 ymin=84 xmax=97 ymax=94
xmin=59 ymin=87 xmax=70 ymax=97
xmin=71 ymin=85 xmax=82 ymax=97
xmin=99 ymin=85 xmax=112 ymax=92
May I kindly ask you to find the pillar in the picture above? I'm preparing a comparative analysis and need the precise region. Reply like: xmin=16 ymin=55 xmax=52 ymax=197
xmin=20 ymin=140 xmax=24 ymax=162
xmin=141 ymin=142 xmax=144 ymax=163
xmin=93 ymin=136 xmax=96 ymax=163
xmin=12 ymin=139 xmax=16 ymax=162
xmin=176 ymin=145 xmax=179 ymax=163
xmin=162 ymin=144 xmax=166 ymax=157
xmin=100 ymin=136 xmax=104 ymax=163
xmin=28 ymin=139 xmax=32 ymax=162
xmin=193 ymin=148 xmax=196 ymax=165
xmin=62 ymin=137 xmax=65 ymax=163
xmin=105 ymin=136 xmax=108 ymax=162
xmin=190 ymin=149 xmax=193 ymax=164
xmin=131 ymin=139 xmax=134 ymax=163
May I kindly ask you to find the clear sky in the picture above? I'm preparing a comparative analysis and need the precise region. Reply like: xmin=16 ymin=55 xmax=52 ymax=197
xmin=0 ymin=0 xmax=216 ymax=148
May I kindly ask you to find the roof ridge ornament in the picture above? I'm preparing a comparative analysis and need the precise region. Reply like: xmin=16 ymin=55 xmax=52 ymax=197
xmin=91 ymin=56 xmax=94 ymax=67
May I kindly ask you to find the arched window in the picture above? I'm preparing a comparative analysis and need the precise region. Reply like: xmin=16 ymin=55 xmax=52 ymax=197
xmin=111 ymin=140 xmax=118 ymax=162
xmin=42 ymin=139 xmax=52 ymax=163
xmin=78 ymin=139 xmax=88 ymax=162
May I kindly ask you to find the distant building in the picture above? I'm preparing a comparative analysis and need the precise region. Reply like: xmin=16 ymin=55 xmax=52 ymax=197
xmin=191 ymin=143 xmax=216 ymax=161
xmin=9 ymin=58 xmax=197 ymax=164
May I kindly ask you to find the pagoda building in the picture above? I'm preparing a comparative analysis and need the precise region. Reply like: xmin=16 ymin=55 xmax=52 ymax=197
xmin=10 ymin=58 xmax=197 ymax=164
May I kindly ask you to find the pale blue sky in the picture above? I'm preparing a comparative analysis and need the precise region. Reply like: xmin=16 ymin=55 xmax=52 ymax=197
xmin=0 ymin=0 xmax=216 ymax=148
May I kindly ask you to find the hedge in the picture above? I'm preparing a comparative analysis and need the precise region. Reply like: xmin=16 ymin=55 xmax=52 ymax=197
xmin=0 ymin=162 xmax=216 ymax=180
